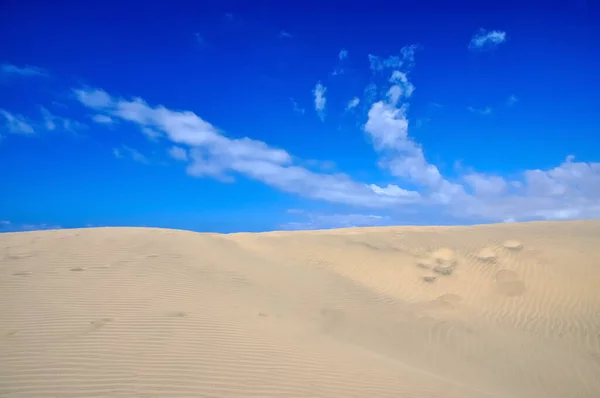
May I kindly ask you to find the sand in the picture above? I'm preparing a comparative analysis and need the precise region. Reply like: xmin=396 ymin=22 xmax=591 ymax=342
xmin=1 ymin=220 xmax=600 ymax=397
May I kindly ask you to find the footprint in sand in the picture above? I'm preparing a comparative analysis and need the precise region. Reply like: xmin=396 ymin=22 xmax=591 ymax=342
xmin=416 ymin=257 xmax=436 ymax=269
xmin=423 ymin=275 xmax=437 ymax=283
xmin=3 ymin=330 xmax=20 ymax=339
xmin=476 ymin=248 xmax=497 ymax=263
xmin=165 ymin=311 xmax=188 ymax=318
xmin=426 ymin=293 xmax=462 ymax=312
xmin=90 ymin=318 xmax=114 ymax=327
xmin=12 ymin=271 xmax=31 ymax=276
xmin=92 ymin=264 xmax=111 ymax=269
xmin=432 ymin=248 xmax=455 ymax=263
xmin=420 ymin=248 xmax=457 ymax=276
xmin=503 ymin=240 xmax=523 ymax=251
xmin=70 ymin=267 xmax=86 ymax=272
xmin=494 ymin=269 xmax=526 ymax=297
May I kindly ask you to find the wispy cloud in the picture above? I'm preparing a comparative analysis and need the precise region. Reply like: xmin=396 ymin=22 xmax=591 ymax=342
xmin=469 ymin=29 xmax=507 ymax=50
xmin=278 ymin=30 xmax=294 ymax=39
xmin=346 ymin=97 xmax=360 ymax=110
xmin=332 ymin=49 xmax=349 ymax=76
xmin=113 ymin=146 xmax=149 ymax=164
xmin=75 ymin=87 xmax=419 ymax=208
xmin=368 ymin=45 xmax=419 ymax=72
xmin=0 ymin=110 xmax=35 ymax=134
xmin=168 ymin=146 xmax=188 ymax=161
xmin=74 ymin=43 xmax=600 ymax=224
xmin=313 ymin=82 xmax=327 ymax=121
xmin=40 ymin=107 xmax=87 ymax=132
xmin=1 ymin=107 xmax=86 ymax=136
xmin=506 ymin=95 xmax=519 ymax=106
xmin=1 ymin=63 xmax=48 ymax=78
xmin=467 ymin=106 xmax=493 ymax=115
xmin=91 ymin=114 xmax=114 ymax=124
xmin=290 ymin=98 xmax=305 ymax=114
xmin=362 ymin=47 xmax=600 ymax=222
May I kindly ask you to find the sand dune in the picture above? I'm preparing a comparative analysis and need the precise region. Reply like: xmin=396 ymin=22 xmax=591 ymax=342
xmin=2 ymin=220 xmax=600 ymax=397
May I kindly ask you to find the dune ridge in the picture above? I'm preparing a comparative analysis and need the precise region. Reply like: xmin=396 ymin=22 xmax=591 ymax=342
xmin=2 ymin=220 xmax=600 ymax=397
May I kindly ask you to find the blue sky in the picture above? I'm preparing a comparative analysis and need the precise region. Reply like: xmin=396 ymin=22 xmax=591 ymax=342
xmin=1 ymin=0 xmax=599 ymax=233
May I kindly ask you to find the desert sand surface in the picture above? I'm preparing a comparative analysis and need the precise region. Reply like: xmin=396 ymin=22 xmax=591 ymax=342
xmin=2 ymin=220 xmax=600 ymax=397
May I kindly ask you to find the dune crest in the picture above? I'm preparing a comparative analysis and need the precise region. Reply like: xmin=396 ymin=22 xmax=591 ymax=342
xmin=2 ymin=220 xmax=600 ymax=397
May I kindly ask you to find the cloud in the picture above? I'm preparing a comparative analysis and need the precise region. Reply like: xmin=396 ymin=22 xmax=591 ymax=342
xmin=0 ymin=110 xmax=35 ymax=134
xmin=40 ymin=107 xmax=87 ymax=132
xmin=361 ymin=50 xmax=600 ymax=222
xmin=113 ymin=146 xmax=149 ymax=164
xmin=75 ymin=46 xmax=600 ymax=224
xmin=467 ymin=106 xmax=493 ymax=115
xmin=368 ymin=45 xmax=419 ymax=72
xmin=1 ymin=63 xmax=48 ymax=78
xmin=346 ymin=97 xmax=360 ymax=110
xmin=1 ymin=107 xmax=86 ymax=136
xmin=331 ymin=48 xmax=351 ymax=76
xmin=469 ymin=29 xmax=507 ymax=50
xmin=91 ymin=114 xmax=114 ymax=124
xmin=507 ymin=95 xmax=519 ymax=106
xmin=76 ymin=86 xmax=420 ymax=208
xmin=313 ymin=82 xmax=326 ymax=121
xmin=290 ymin=98 xmax=305 ymax=114
xmin=278 ymin=30 xmax=294 ymax=39
xmin=168 ymin=146 xmax=188 ymax=161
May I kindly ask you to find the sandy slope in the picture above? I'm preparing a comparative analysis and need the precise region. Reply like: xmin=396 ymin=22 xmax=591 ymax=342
xmin=1 ymin=221 xmax=600 ymax=397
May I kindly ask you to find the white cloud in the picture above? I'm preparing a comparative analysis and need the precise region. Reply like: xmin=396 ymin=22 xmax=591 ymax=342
xmin=1 ymin=63 xmax=48 ymax=77
xmin=1 ymin=107 xmax=86 ymax=136
xmin=463 ymin=173 xmax=508 ymax=196
xmin=0 ymin=110 xmax=35 ymax=134
xmin=290 ymin=98 xmax=305 ymax=114
xmin=113 ymin=146 xmax=149 ymax=164
xmin=467 ymin=106 xmax=492 ymax=115
xmin=313 ymin=82 xmax=326 ymax=121
xmin=368 ymin=54 xmax=401 ymax=72
xmin=469 ymin=29 xmax=507 ymax=50
xmin=75 ymin=87 xmax=420 ymax=208
xmin=507 ymin=95 xmax=519 ymax=106
xmin=278 ymin=30 xmax=294 ymax=38
xmin=141 ymin=127 xmax=161 ymax=141
xmin=40 ymin=107 xmax=87 ymax=132
xmin=339 ymin=49 xmax=348 ymax=60
xmin=346 ymin=97 xmax=360 ymax=110
xmin=75 ymin=46 xmax=600 ymax=224
xmin=168 ymin=146 xmax=188 ymax=161
xmin=361 ymin=57 xmax=600 ymax=222
xmin=75 ymin=88 xmax=114 ymax=108
xmin=92 ymin=114 xmax=114 ymax=124
xmin=368 ymin=46 xmax=419 ymax=72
